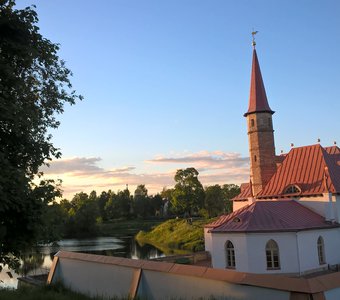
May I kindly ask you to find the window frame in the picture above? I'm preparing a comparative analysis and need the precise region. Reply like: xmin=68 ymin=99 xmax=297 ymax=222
xmin=266 ymin=239 xmax=280 ymax=270
xmin=317 ymin=236 xmax=326 ymax=265
xmin=225 ymin=240 xmax=236 ymax=269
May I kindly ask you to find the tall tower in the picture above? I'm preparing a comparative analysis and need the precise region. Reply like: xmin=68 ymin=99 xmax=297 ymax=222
xmin=244 ymin=38 xmax=276 ymax=196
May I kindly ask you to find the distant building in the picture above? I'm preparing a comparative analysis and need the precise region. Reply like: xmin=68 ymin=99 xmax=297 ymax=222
xmin=205 ymin=44 xmax=340 ymax=275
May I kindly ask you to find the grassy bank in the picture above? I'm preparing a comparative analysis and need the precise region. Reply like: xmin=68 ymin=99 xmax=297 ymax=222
xmin=0 ymin=285 xmax=123 ymax=300
xmin=136 ymin=218 xmax=214 ymax=253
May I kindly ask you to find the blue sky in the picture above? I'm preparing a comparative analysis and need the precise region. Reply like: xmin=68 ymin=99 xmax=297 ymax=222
xmin=17 ymin=0 xmax=340 ymax=198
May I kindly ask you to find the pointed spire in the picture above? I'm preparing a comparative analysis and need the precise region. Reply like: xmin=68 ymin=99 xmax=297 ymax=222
xmin=244 ymin=49 xmax=274 ymax=117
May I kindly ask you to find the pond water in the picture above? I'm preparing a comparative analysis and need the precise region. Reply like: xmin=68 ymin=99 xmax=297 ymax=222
xmin=0 ymin=236 xmax=164 ymax=289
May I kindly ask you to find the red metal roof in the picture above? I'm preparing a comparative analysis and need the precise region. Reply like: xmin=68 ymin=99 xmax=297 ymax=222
xmin=232 ymin=182 xmax=252 ymax=201
xmin=258 ymin=144 xmax=340 ymax=198
xmin=244 ymin=49 xmax=274 ymax=117
xmin=233 ymin=145 xmax=340 ymax=201
xmin=206 ymin=200 xmax=339 ymax=233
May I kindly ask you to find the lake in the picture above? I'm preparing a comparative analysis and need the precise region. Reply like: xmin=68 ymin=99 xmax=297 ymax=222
xmin=0 ymin=236 xmax=164 ymax=289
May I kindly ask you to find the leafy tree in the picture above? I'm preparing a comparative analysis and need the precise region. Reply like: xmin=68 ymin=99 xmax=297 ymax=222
xmin=171 ymin=168 xmax=205 ymax=216
xmin=97 ymin=190 xmax=112 ymax=221
xmin=204 ymin=184 xmax=225 ymax=218
xmin=104 ymin=189 xmax=131 ymax=220
xmin=222 ymin=184 xmax=240 ymax=213
xmin=149 ymin=194 xmax=163 ymax=216
xmin=134 ymin=184 xmax=148 ymax=197
xmin=160 ymin=187 xmax=173 ymax=216
xmin=0 ymin=1 xmax=81 ymax=266
xmin=133 ymin=185 xmax=150 ymax=218
xmin=39 ymin=201 xmax=68 ymax=243
xmin=66 ymin=192 xmax=99 ymax=237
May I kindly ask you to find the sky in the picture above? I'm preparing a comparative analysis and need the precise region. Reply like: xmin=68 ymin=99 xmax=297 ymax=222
xmin=16 ymin=0 xmax=340 ymax=199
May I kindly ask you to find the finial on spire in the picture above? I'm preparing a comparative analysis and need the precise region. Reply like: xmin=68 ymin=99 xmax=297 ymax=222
xmin=251 ymin=30 xmax=258 ymax=48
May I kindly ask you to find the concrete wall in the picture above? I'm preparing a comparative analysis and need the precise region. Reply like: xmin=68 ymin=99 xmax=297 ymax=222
xmin=49 ymin=251 xmax=294 ymax=300
xmin=325 ymin=287 xmax=340 ymax=300
xmin=138 ymin=269 xmax=289 ymax=300
xmin=54 ymin=257 xmax=134 ymax=298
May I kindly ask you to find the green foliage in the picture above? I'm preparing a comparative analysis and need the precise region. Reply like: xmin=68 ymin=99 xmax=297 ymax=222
xmin=221 ymin=184 xmax=240 ymax=214
xmin=171 ymin=168 xmax=205 ymax=216
xmin=204 ymin=185 xmax=224 ymax=218
xmin=0 ymin=284 xmax=131 ymax=300
xmin=131 ymin=185 xmax=164 ymax=218
xmin=0 ymin=0 xmax=81 ymax=266
xmin=136 ymin=218 xmax=213 ymax=252
xmin=64 ymin=192 xmax=100 ymax=237
xmin=39 ymin=201 xmax=68 ymax=243
xmin=105 ymin=189 xmax=131 ymax=220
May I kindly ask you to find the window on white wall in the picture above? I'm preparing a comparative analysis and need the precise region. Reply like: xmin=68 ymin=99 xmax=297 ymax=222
xmin=317 ymin=236 xmax=326 ymax=265
xmin=225 ymin=241 xmax=236 ymax=269
xmin=266 ymin=239 xmax=280 ymax=270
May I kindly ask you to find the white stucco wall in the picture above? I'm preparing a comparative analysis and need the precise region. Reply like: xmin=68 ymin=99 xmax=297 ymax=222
xmin=297 ymin=228 xmax=340 ymax=273
xmin=233 ymin=200 xmax=252 ymax=211
xmin=210 ymin=232 xmax=299 ymax=274
xmin=210 ymin=233 xmax=248 ymax=271
xmin=209 ymin=229 xmax=340 ymax=274
xmin=246 ymin=233 xmax=299 ymax=274
xmin=204 ymin=228 xmax=213 ymax=253
xmin=298 ymin=194 xmax=340 ymax=222
xmin=298 ymin=196 xmax=328 ymax=217
xmin=335 ymin=195 xmax=340 ymax=222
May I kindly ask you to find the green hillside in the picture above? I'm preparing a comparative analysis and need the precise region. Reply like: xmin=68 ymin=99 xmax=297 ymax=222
xmin=136 ymin=218 xmax=214 ymax=253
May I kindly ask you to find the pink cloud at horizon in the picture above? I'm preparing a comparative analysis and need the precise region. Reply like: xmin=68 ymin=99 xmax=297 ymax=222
xmin=41 ymin=151 xmax=249 ymax=200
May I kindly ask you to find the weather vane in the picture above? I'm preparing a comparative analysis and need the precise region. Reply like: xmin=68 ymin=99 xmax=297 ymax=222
xmin=251 ymin=30 xmax=258 ymax=48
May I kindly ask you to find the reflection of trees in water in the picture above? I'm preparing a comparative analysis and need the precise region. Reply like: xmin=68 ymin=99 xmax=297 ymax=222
xmin=80 ymin=236 xmax=164 ymax=260
xmin=132 ymin=239 xmax=163 ymax=259
xmin=18 ymin=252 xmax=45 ymax=276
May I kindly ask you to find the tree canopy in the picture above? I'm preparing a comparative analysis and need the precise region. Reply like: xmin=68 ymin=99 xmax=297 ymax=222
xmin=171 ymin=168 xmax=205 ymax=216
xmin=0 ymin=0 xmax=81 ymax=266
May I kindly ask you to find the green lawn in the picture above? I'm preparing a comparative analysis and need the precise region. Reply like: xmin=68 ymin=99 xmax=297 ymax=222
xmin=136 ymin=218 xmax=214 ymax=253
xmin=0 ymin=285 xmax=116 ymax=300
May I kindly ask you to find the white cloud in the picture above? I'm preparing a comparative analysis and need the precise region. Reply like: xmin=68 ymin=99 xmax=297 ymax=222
xmin=42 ymin=151 xmax=249 ymax=199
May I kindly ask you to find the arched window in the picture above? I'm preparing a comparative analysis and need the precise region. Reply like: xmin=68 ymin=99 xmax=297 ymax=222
xmin=317 ymin=236 xmax=326 ymax=265
xmin=250 ymin=119 xmax=255 ymax=127
xmin=283 ymin=185 xmax=301 ymax=195
xmin=225 ymin=241 xmax=236 ymax=269
xmin=266 ymin=240 xmax=280 ymax=269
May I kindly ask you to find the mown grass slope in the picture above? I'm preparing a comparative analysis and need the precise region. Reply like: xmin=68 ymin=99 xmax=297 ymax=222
xmin=136 ymin=218 xmax=214 ymax=253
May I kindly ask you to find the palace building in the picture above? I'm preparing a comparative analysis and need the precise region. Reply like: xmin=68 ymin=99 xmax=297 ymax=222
xmin=204 ymin=41 xmax=340 ymax=275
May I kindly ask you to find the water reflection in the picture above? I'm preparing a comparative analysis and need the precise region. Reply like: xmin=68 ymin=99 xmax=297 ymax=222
xmin=0 ymin=236 xmax=164 ymax=288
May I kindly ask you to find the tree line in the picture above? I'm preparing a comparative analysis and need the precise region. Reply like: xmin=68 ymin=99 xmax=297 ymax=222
xmin=42 ymin=167 xmax=240 ymax=239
